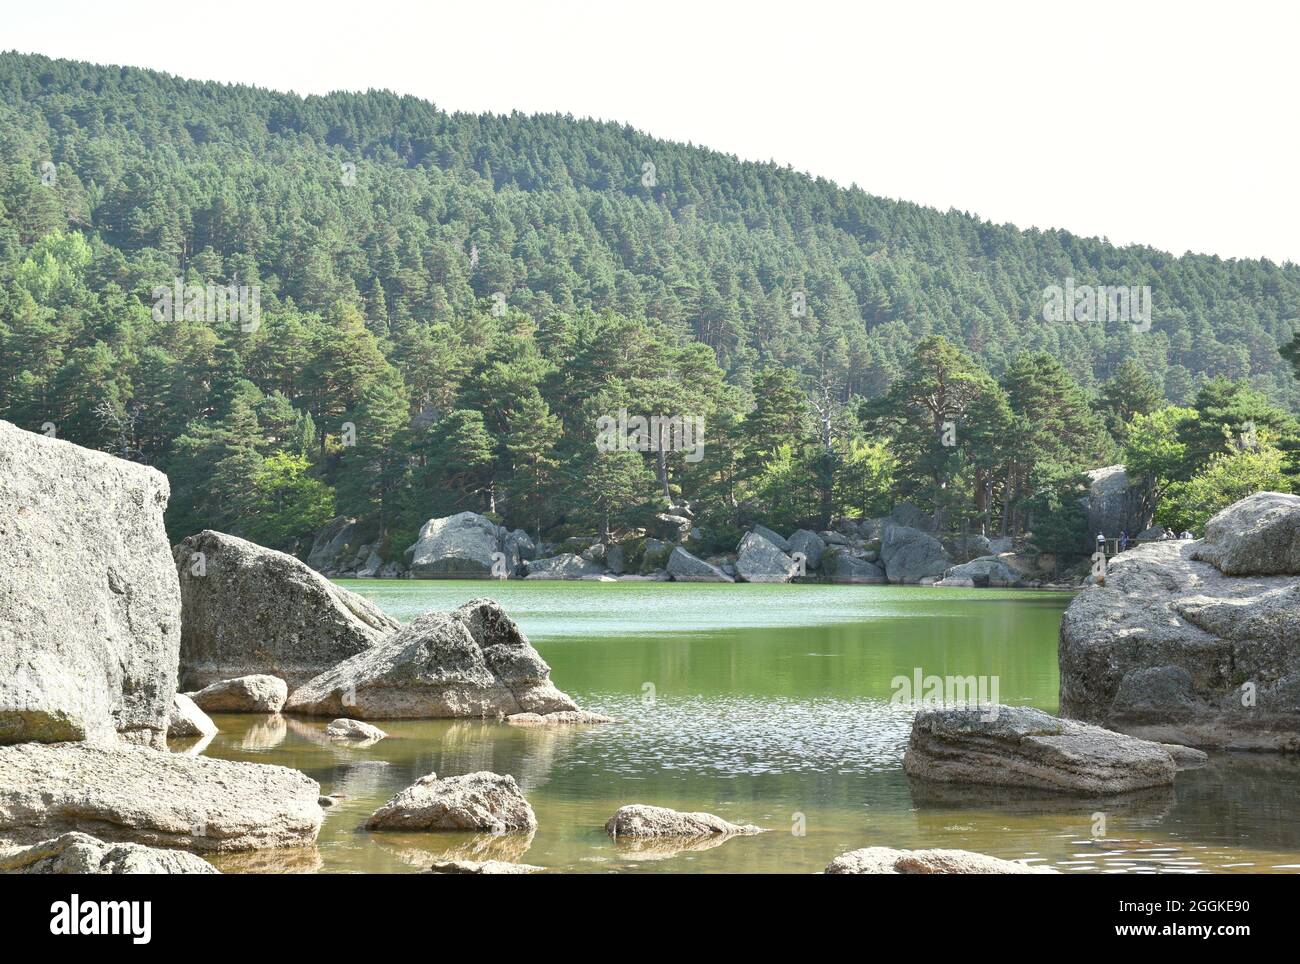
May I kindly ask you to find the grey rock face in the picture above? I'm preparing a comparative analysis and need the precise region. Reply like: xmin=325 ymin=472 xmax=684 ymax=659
xmin=1192 ymin=491 xmax=1300 ymax=576
xmin=605 ymin=805 xmax=762 ymax=837
xmin=666 ymin=547 xmax=734 ymax=582
xmin=0 ymin=832 xmax=218 ymax=874
xmin=936 ymin=556 xmax=1023 ymax=588
xmin=640 ymin=538 xmax=673 ymax=572
xmin=0 ymin=742 xmax=322 ymax=852
xmin=167 ymin=694 xmax=218 ymax=739
xmin=787 ymin=529 xmax=826 ymax=570
xmin=881 ymin=525 xmax=952 ymax=584
xmin=823 ymin=548 xmax=887 ymax=584
xmin=524 ymin=553 xmax=605 ymax=580
xmin=187 ymin=675 xmax=288 ymax=713
xmin=1084 ymin=464 xmax=1149 ymax=549
xmin=366 ymin=771 xmax=537 ymax=833
xmin=749 ymin=524 xmax=791 ymax=552
xmin=903 ymin=705 xmax=1176 ymax=794
xmin=825 ymin=847 xmax=1057 ymax=875
xmin=887 ymin=502 xmax=933 ymax=532
xmin=305 ymin=515 xmax=360 ymax=574
xmin=944 ymin=533 xmax=993 ymax=563
xmin=1060 ymin=536 xmax=1300 ymax=749
xmin=734 ymin=532 xmax=798 ymax=583
xmin=174 ymin=530 xmax=399 ymax=691
xmin=606 ymin=544 xmax=626 ymax=575
xmin=0 ymin=420 xmax=181 ymax=749
xmin=406 ymin=512 xmax=501 ymax=578
xmin=651 ymin=513 xmax=693 ymax=543
xmin=285 ymin=599 xmax=580 ymax=719
xmin=502 ymin=528 xmax=535 ymax=574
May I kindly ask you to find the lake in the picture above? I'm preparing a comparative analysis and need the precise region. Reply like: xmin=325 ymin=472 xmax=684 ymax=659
xmin=198 ymin=581 xmax=1300 ymax=874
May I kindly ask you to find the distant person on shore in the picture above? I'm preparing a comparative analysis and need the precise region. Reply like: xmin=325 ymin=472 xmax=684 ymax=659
xmin=1096 ymin=532 xmax=1106 ymax=555
xmin=1119 ymin=530 xmax=1129 ymax=551
xmin=1180 ymin=530 xmax=1193 ymax=540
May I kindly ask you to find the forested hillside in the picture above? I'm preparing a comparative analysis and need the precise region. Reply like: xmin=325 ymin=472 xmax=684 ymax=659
xmin=2 ymin=51 xmax=1298 ymax=557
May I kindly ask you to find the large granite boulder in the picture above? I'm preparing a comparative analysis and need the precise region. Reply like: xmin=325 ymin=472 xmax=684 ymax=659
xmin=1083 ymin=464 xmax=1149 ymax=549
xmin=1060 ymin=534 xmax=1300 ymax=749
xmin=823 ymin=548 xmax=886 ymax=584
xmin=173 ymin=530 xmax=399 ymax=692
xmin=406 ymin=512 xmax=501 ymax=578
xmin=0 ymin=420 xmax=181 ymax=748
xmin=0 ymin=832 xmax=217 ymax=874
xmin=750 ymin=524 xmax=791 ymax=553
xmin=285 ymin=599 xmax=581 ymax=719
xmin=935 ymin=556 xmax=1023 ymax=588
xmin=524 ymin=553 xmax=605 ymax=580
xmin=903 ymin=705 xmax=1176 ymax=793
xmin=0 ymin=742 xmax=321 ymax=852
xmin=651 ymin=513 xmax=693 ymax=543
xmin=502 ymin=528 xmax=535 ymax=574
xmin=640 ymin=538 xmax=673 ymax=573
xmin=734 ymin=532 xmax=798 ymax=583
xmin=604 ymin=805 xmax=762 ymax=838
xmin=167 ymin=694 xmax=218 ymax=740
xmin=187 ymin=675 xmax=288 ymax=713
xmin=825 ymin=847 xmax=1056 ymax=875
xmin=787 ymin=529 xmax=826 ymax=570
xmin=1191 ymin=492 xmax=1300 ymax=576
xmin=886 ymin=502 xmax=933 ymax=532
xmin=880 ymin=525 xmax=952 ymax=584
xmin=366 ymin=771 xmax=537 ymax=833
xmin=666 ymin=547 xmax=734 ymax=582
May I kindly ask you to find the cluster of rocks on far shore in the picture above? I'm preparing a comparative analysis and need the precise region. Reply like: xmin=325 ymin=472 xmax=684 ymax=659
xmin=303 ymin=502 xmax=1071 ymax=588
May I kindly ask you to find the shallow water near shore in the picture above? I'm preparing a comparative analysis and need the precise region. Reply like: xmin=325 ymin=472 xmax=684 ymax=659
xmin=198 ymin=581 xmax=1300 ymax=874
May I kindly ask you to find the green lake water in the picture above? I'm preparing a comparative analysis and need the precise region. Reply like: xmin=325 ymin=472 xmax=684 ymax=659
xmin=198 ymin=581 xmax=1300 ymax=874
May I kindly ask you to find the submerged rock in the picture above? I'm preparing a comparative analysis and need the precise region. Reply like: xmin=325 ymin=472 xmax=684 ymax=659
xmin=325 ymin=718 xmax=387 ymax=742
xmin=0 ymin=741 xmax=322 ymax=852
xmin=1191 ymin=491 xmax=1300 ymax=576
xmin=825 ymin=847 xmax=1057 ymax=874
xmin=1060 ymin=532 xmax=1300 ymax=750
xmin=0 ymin=420 xmax=180 ymax=749
xmin=0 ymin=832 xmax=217 ymax=874
xmin=366 ymin=771 xmax=537 ymax=833
xmin=734 ymin=531 xmax=798 ymax=583
xmin=167 ymin=694 xmax=218 ymax=740
xmin=174 ymin=530 xmax=399 ymax=691
xmin=429 ymin=859 xmax=543 ymax=874
xmin=666 ymin=547 xmax=734 ymax=582
xmin=1163 ymin=743 xmax=1209 ymax=770
xmin=187 ymin=675 xmax=288 ymax=714
xmin=506 ymin=710 xmax=616 ymax=726
xmin=903 ymin=705 xmax=1176 ymax=794
xmin=604 ymin=805 xmax=762 ymax=838
xmin=285 ymin=599 xmax=581 ymax=719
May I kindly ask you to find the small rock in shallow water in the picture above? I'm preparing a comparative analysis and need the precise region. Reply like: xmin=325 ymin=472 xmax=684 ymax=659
xmin=187 ymin=674 xmax=288 ymax=713
xmin=429 ymin=859 xmax=543 ymax=874
xmin=366 ymin=772 xmax=537 ymax=833
xmin=325 ymin=718 xmax=387 ymax=742
xmin=605 ymin=805 xmax=762 ymax=838
xmin=506 ymin=710 xmax=616 ymax=726
xmin=825 ymin=847 xmax=1057 ymax=874
xmin=168 ymin=693 xmax=218 ymax=739
xmin=1161 ymin=743 xmax=1209 ymax=769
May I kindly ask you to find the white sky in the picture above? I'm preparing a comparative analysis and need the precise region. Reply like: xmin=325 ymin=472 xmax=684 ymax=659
xmin=5 ymin=0 xmax=1298 ymax=263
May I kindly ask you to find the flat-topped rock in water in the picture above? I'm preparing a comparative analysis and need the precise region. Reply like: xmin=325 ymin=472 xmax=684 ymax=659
xmin=286 ymin=599 xmax=581 ymax=719
xmin=167 ymin=694 xmax=218 ymax=739
xmin=174 ymin=530 xmax=399 ymax=691
xmin=734 ymin=531 xmax=798 ymax=583
xmin=0 ymin=832 xmax=217 ymax=874
xmin=1060 ymin=524 xmax=1300 ymax=750
xmin=429 ymin=859 xmax=543 ymax=874
xmin=0 ymin=420 xmax=181 ymax=749
xmin=1191 ymin=491 xmax=1300 ymax=576
xmin=936 ymin=555 xmax=1023 ymax=588
xmin=0 ymin=742 xmax=321 ymax=853
xmin=366 ymin=771 xmax=537 ymax=833
xmin=406 ymin=511 xmax=501 ymax=578
xmin=903 ymin=705 xmax=1176 ymax=794
xmin=666 ymin=547 xmax=734 ymax=582
xmin=506 ymin=710 xmax=616 ymax=726
xmin=325 ymin=718 xmax=387 ymax=742
xmin=187 ymin=675 xmax=288 ymax=714
xmin=825 ymin=847 xmax=1057 ymax=874
xmin=604 ymin=805 xmax=763 ymax=838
